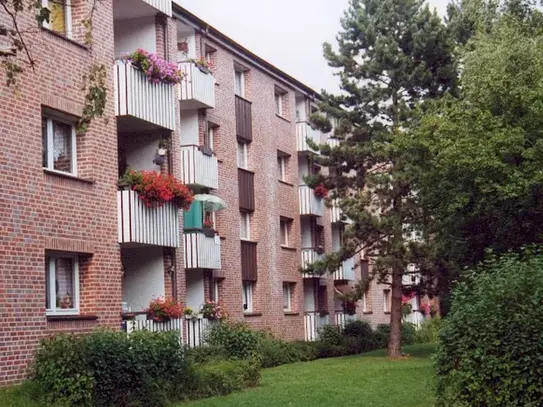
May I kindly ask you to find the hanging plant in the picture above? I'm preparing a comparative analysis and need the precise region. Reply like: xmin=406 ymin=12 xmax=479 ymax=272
xmin=314 ymin=184 xmax=329 ymax=199
xmin=127 ymin=49 xmax=183 ymax=85
xmin=147 ymin=297 xmax=182 ymax=322
xmin=120 ymin=169 xmax=194 ymax=210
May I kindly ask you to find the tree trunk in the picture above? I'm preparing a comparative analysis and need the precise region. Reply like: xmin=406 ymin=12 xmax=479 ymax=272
xmin=388 ymin=268 xmax=403 ymax=357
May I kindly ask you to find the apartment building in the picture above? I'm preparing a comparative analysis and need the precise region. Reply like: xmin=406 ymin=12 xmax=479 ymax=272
xmin=0 ymin=0 xmax=395 ymax=386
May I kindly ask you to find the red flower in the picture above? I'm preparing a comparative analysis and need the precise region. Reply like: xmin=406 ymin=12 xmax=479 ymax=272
xmin=314 ymin=184 xmax=329 ymax=199
xmin=147 ymin=297 xmax=182 ymax=322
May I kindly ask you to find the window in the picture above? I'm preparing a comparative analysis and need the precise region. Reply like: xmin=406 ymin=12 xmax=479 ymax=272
xmin=280 ymin=218 xmax=291 ymax=247
xmin=210 ymin=279 xmax=220 ymax=302
xmin=240 ymin=212 xmax=251 ymax=240
xmin=45 ymin=253 xmax=80 ymax=315
xmin=235 ymin=70 xmax=245 ymax=97
xmin=362 ymin=291 xmax=371 ymax=313
xmin=42 ymin=114 xmax=77 ymax=175
xmin=242 ymin=281 xmax=253 ymax=312
xmin=205 ymin=125 xmax=215 ymax=150
xmin=283 ymin=283 xmax=293 ymax=311
xmin=274 ymin=88 xmax=286 ymax=116
xmin=383 ymin=289 xmax=391 ymax=313
xmin=42 ymin=0 xmax=72 ymax=38
xmin=237 ymin=142 xmax=248 ymax=169
xmin=204 ymin=45 xmax=216 ymax=69
xmin=277 ymin=153 xmax=288 ymax=182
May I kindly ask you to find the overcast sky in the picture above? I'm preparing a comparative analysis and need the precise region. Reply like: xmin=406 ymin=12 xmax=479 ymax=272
xmin=177 ymin=0 xmax=450 ymax=93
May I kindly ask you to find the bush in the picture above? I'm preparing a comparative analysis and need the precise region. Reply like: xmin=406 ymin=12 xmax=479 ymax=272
xmin=414 ymin=317 xmax=442 ymax=344
xmin=190 ymin=359 xmax=260 ymax=398
xmin=343 ymin=321 xmax=376 ymax=352
xmin=289 ymin=341 xmax=319 ymax=362
xmin=318 ymin=324 xmax=343 ymax=346
xmin=258 ymin=334 xmax=306 ymax=368
xmin=373 ymin=323 xmax=416 ymax=349
xmin=435 ymin=249 xmax=543 ymax=407
xmin=205 ymin=322 xmax=261 ymax=360
xmin=32 ymin=330 xmax=191 ymax=407
xmin=187 ymin=345 xmax=230 ymax=365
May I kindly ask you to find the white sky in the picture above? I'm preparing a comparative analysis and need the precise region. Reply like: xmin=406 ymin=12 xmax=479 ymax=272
xmin=177 ymin=0 xmax=450 ymax=93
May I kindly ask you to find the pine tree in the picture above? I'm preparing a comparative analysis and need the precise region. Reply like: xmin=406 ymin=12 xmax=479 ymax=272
xmin=309 ymin=0 xmax=456 ymax=356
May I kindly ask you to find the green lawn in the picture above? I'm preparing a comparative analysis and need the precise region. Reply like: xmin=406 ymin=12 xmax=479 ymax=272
xmin=179 ymin=343 xmax=436 ymax=407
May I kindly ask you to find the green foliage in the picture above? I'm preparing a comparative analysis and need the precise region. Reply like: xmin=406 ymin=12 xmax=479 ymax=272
xmin=78 ymin=64 xmax=108 ymax=134
xmin=187 ymin=345 xmax=230 ymax=365
xmin=317 ymin=324 xmax=343 ymax=346
xmin=414 ymin=317 xmax=442 ymax=344
xmin=189 ymin=360 xmax=260 ymax=399
xmin=31 ymin=330 xmax=190 ymax=407
xmin=434 ymin=248 xmax=543 ymax=407
xmin=205 ymin=322 xmax=261 ymax=360
xmin=373 ymin=323 xmax=417 ymax=349
xmin=289 ymin=341 xmax=319 ymax=362
xmin=257 ymin=334 xmax=309 ymax=368
xmin=343 ymin=320 xmax=376 ymax=352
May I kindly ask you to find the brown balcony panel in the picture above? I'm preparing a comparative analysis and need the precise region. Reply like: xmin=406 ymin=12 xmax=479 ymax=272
xmin=241 ymin=240 xmax=258 ymax=281
xmin=235 ymin=95 xmax=252 ymax=142
xmin=238 ymin=168 xmax=255 ymax=211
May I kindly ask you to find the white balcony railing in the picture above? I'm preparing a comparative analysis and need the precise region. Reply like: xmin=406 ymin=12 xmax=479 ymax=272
xmin=142 ymin=0 xmax=172 ymax=16
xmin=114 ymin=60 xmax=176 ymax=130
xmin=333 ymin=257 xmax=356 ymax=281
xmin=117 ymin=189 xmax=179 ymax=248
xmin=298 ymin=185 xmax=325 ymax=217
xmin=304 ymin=312 xmax=330 ymax=341
xmin=124 ymin=318 xmax=183 ymax=340
xmin=296 ymin=121 xmax=321 ymax=153
xmin=178 ymin=62 xmax=216 ymax=109
xmin=327 ymin=137 xmax=340 ymax=148
xmin=301 ymin=248 xmax=324 ymax=278
xmin=335 ymin=311 xmax=346 ymax=329
xmin=180 ymin=145 xmax=218 ymax=190
xmin=183 ymin=231 xmax=222 ymax=269
xmin=184 ymin=316 xmax=211 ymax=348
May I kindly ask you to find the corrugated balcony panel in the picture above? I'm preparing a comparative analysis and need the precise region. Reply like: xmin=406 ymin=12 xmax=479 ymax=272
xmin=180 ymin=145 xmax=219 ymax=190
xmin=178 ymin=62 xmax=216 ymax=109
xmin=235 ymin=95 xmax=252 ymax=142
xmin=301 ymin=248 xmax=324 ymax=278
xmin=298 ymin=185 xmax=324 ymax=217
xmin=114 ymin=60 xmax=176 ymax=130
xmin=333 ymin=257 xmax=356 ymax=281
xmin=183 ymin=231 xmax=222 ymax=270
xmin=296 ymin=121 xmax=321 ymax=153
xmin=117 ymin=190 xmax=179 ymax=248
xmin=142 ymin=0 xmax=172 ymax=16
xmin=238 ymin=169 xmax=255 ymax=211
xmin=241 ymin=240 xmax=258 ymax=281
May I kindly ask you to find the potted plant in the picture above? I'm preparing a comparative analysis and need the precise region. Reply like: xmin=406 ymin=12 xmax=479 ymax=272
xmin=147 ymin=297 xmax=182 ymax=322
xmin=127 ymin=49 xmax=183 ymax=85
xmin=314 ymin=184 xmax=329 ymax=199
xmin=60 ymin=294 xmax=72 ymax=309
xmin=200 ymin=300 xmax=228 ymax=321
xmin=183 ymin=307 xmax=194 ymax=318
xmin=187 ymin=57 xmax=211 ymax=74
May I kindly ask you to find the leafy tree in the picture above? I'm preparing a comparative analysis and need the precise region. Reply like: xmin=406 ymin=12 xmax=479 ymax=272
xmin=308 ymin=0 xmax=456 ymax=356
xmin=400 ymin=2 xmax=543 ymax=303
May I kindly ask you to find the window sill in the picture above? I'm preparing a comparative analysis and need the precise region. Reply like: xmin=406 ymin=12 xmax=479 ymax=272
xmin=283 ymin=311 xmax=299 ymax=316
xmin=384 ymin=311 xmax=391 ymax=315
xmin=47 ymin=314 xmax=98 ymax=321
xmin=281 ymin=245 xmax=296 ymax=252
xmin=41 ymin=27 xmax=89 ymax=51
xmin=275 ymin=114 xmax=291 ymax=123
xmin=278 ymin=180 xmax=294 ymax=187
xmin=243 ymin=312 xmax=262 ymax=317
xmin=44 ymin=168 xmax=95 ymax=184
xmin=362 ymin=311 xmax=373 ymax=315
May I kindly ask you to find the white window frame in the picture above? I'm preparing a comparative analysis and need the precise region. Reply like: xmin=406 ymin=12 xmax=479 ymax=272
xmin=43 ymin=115 xmax=77 ymax=176
xmin=362 ymin=292 xmax=369 ymax=313
xmin=213 ymin=279 xmax=220 ymax=302
xmin=235 ymin=70 xmax=245 ymax=97
xmin=237 ymin=142 xmax=248 ymax=169
xmin=206 ymin=126 xmax=215 ymax=150
xmin=46 ymin=253 xmax=80 ymax=316
xmin=275 ymin=91 xmax=284 ymax=116
xmin=242 ymin=281 xmax=253 ymax=312
xmin=280 ymin=219 xmax=290 ymax=247
xmin=240 ymin=212 xmax=251 ymax=240
xmin=383 ymin=289 xmax=391 ymax=313
xmin=41 ymin=0 xmax=73 ymax=39
xmin=277 ymin=155 xmax=287 ymax=182
xmin=283 ymin=283 xmax=292 ymax=311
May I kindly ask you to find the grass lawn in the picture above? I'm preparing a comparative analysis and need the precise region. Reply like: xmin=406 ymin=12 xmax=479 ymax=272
xmin=179 ymin=343 xmax=436 ymax=407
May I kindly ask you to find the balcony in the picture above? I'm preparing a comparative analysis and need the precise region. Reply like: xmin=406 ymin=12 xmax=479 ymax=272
xmin=301 ymin=248 xmax=324 ymax=278
xmin=304 ymin=311 xmax=330 ymax=341
xmin=117 ymin=189 xmax=179 ymax=248
xmin=183 ymin=231 xmax=221 ymax=270
xmin=296 ymin=121 xmax=321 ymax=153
xmin=180 ymin=145 xmax=218 ymax=190
xmin=178 ymin=62 xmax=216 ymax=109
xmin=142 ymin=0 xmax=171 ymax=16
xmin=114 ymin=60 xmax=176 ymax=130
xmin=235 ymin=96 xmax=252 ymax=142
xmin=298 ymin=185 xmax=324 ymax=217
xmin=333 ymin=257 xmax=356 ymax=281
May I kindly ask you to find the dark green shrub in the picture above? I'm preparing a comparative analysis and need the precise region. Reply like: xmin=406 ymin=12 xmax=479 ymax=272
xmin=190 ymin=359 xmax=260 ymax=398
xmin=32 ymin=330 xmax=191 ymax=407
xmin=373 ymin=323 xmax=416 ymax=349
xmin=435 ymin=249 xmax=543 ymax=407
xmin=187 ymin=345 xmax=230 ymax=365
xmin=318 ymin=324 xmax=343 ymax=346
xmin=343 ymin=321 xmax=376 ymax=352
xmin=414 ymin=317 xmax=442 ymax=344
xmin=290 ymin=341 xmax=319 ymax=361
xmin=257 ymin=335 xmax=305 ymax=368
xmin=205 ymin=322 xmax=261 ymax=359
xmin=401 ymin=322 xmax=417 ymax=345
xmin=315 ymin=342 xmax=348 ymax=358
